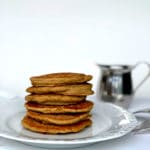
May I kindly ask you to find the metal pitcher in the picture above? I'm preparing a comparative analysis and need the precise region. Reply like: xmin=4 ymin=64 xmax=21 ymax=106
xmin=96 ymin=62 xmax=150 ymax=108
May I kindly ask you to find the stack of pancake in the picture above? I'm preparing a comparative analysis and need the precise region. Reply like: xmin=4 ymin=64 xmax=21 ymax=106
xmin=22 ymin=72 xmax=94 ymax=134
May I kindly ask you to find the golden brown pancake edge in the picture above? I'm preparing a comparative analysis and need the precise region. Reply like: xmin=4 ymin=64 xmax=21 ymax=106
xmin=26 ymin=83 xmax=94 ymax=96
xmin=22 ymin=115 xmax=92 ymax=134
xmin=25 ymin=94 xmax=86 ymax=103
xmin=25 ymin=100 xmax=94 ymax=114
xmin=27 ymin=110 xmax=90 ymax=125
xmin=30 ymin=72 xmax=92 ymax=86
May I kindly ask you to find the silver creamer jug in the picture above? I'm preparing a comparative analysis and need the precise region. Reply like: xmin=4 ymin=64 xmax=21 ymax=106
xmin=97 ymin=62 xmax=150 ymax=108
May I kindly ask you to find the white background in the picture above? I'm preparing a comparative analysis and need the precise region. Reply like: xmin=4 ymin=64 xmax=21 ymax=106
xmin=0 ymin=1 xmax=150 ymax=149
xmin=0 ymin=0 xmax=150 ymax=99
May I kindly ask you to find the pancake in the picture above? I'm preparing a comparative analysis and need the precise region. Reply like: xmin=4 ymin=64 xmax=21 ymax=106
xmin=27 ymin=110 xmax=90 ymax=125
xmin=22 ymin=116 xmax=92 ymax=134
xmin=37 ymin=101 xmax=78 ymax=105
xmin=30 ymin=72 xmax=92 ymax=86
xmin=25 ymin=100 xmax=94 ymax=114
xmin=25 ymin=94 xmax=85 ymax=104
xmin=26 ymin=83 xmax=94 ymax=96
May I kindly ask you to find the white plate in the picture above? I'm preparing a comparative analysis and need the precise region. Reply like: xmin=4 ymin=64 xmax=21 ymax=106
xmin=0 ymin=97 xmax=138 ymax=149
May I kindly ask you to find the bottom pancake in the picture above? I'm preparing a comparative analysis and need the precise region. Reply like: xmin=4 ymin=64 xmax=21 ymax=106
xmin=27 ymin=110 xmax=90 ymax=125
xmin=22 ymin=116 xmax=92 ymax=134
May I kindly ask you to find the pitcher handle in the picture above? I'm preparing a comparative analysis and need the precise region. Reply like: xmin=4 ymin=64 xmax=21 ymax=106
xmin=132 ymin=61 xmax=150 ymax=92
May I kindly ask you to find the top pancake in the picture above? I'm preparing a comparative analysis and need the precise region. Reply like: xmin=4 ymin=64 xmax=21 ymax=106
xmin=30 ymin=72 xmax=92 ymax=86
